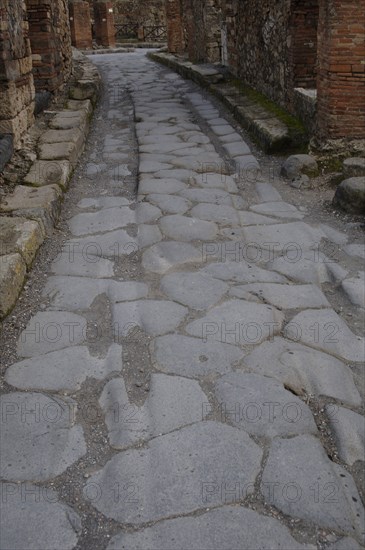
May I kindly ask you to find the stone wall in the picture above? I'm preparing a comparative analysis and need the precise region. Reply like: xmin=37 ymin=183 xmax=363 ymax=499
xmin=0 ymin=0 xmax=35 ymax=146
xmin=94 ymin=1 xmax=116 ymax=47
xmin=26 ymin=0 xmax=72 ymax=92
xmin=69 ymin=0 xmax=93 ymax=49
xmin=166 ymin=0 xmax=184 ymax=53
xmin=180 ymin=0 xmax=221 ymax=63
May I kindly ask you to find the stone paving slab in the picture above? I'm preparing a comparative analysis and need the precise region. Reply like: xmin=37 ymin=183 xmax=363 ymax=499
xmin=326 ymin=405 xmax=365 ymax=465
xmin=142 ymin=241 xmax=202 ymax=274
xmin=43 ymin=276 xmax=149 ymax=310
xmin=159 ymin=214 xmax=218 ymax=241
xmin=100 ymin=374 xmax=206 ymax=448
xmin=0 ymin=253 xmax=26 ymax=318
xmin=342 ymin=272 xmax=365 ymax=308
xmin=250 ymin=201 xmax=305 ymax=220
xmin=107 ymin=505 xmax=312 ymax=550
xmin=261 ymin=435 xmax=365 ymax=540
xmin=202 ymin=259 xmax=287 ymax=284
xmin=186 ymin=299 xmax=284 ymax=345
xmin=24 ymin=160 xmax=71 ymax=190
xmin=0 ymin=482 xmax=81 ymax=550
xmin=50 ymin=251 xmax=115 ymax=278
xmin=147 ymin=194 xmax=191 ymax=214
xmin=113 ymin=300 xmax=188 ymax=336
xmin=286 ymin=309 xmax=365 ymax=362
xmin=5 ymin=344 xmax=123 ymax=392
xmin=160 ymin=272 xmax=229 ymax=310
xmin=0 ymin=216 xmax=44 ymax=267
xmin=153 ymin=334 xmax=244 ymax=378
xmin=267 ymin=251 xmax=348 ymax=285
xmin=85 ymin=421 xmax=263 ymax=524
xmin=243 ymin=222 xmax=326 ymax=253
xmin=230 ymin=282 xmax=330 ymax=309
xmin=0 ymin=392 xmax=86 ymax=481
xmin=244 ymin=337 xmax=361 ymax=406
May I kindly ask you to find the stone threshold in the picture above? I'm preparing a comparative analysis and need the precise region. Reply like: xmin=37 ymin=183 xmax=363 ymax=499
xmin=0 ymin=50 xmax=101 ymax=320
xmin=149 ymin=51 xmax=309 ymax=154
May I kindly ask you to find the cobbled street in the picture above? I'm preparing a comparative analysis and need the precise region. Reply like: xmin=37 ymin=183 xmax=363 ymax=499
xmin=1 ymin=51 xmax=364 ymax=550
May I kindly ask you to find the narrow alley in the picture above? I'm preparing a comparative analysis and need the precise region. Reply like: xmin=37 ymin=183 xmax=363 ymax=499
xmin=1 ymin=51 xmax=364 ymax=550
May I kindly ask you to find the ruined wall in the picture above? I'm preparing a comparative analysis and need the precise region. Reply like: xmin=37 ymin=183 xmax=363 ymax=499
xmin=0 ymin=0 xmax=35 ymax=146
xmin=317 ymin=0 xmax=365 ymax=139
xmin=69 ymin=0 xmax=93 ymax=49
xmin=180 ymin=0 xmax=221 ymax=63
xmin=26 ymin=0 xmax=72 ymax=92
xmin=114 ymin=0 xmax=166 ymax=27
xmin=166 ymin=0 xmax=184 ymax=53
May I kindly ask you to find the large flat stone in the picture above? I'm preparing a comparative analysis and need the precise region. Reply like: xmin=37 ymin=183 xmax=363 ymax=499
xmin=66 ymin=230 xmax=138 ymax=259
xmin=17 ymin=311 xmax=87 ymax=357
xmin=142 ymin=241 xmax=202 ymax=274
xmin=147 ymin=194 xmax=191 ymax=214
xmin=5 ymin=344 xmax=123 ymax=392
xmin=0 ymin=483 xmax=81 ymax=550
xmin=244 ymin=337 xmax=361 ymax=407
xmin=0 ymin=392 xmax=86 ymax=481
xmin=285 ymin=309 xmax=365 ymax=363
xmin=43 ymin=276 xmax=148 ymax=310
xmin=68 ymin=207 xmax=136 ymax=236
xmin=0 ymin=185 xmax=62 ymax=234
xmin=49 ymin=109 xmax=87 ymax=130
xmin=24 ymin=160 xmax=71 ymax=191
xmin=113 ymin=300 xmax=188 ymax=336
xmin=261 ymin=435 xmax=365 ymax=539
xmin=342 ymin=272 xmax=365 ymax=308
xmin=268 ymin=251 xmax=348 ymax=284
xmin=243 ymin=222 xmax=325 ymax=253
xmin=159 ymin=214 xmax=218 ymax=241
xmin=215 ymin=372 xmax=317 ymax=438
xmin=186 ymin=299 xmax=284 ymax=345
xmin=0 ymin=216 xmax=43 ymax=267
xmin=160 ymin=272 xmax=228 ymax=310
xmin=107 ymin=505 xmax=311 ymax=550
xmin=38 ymin=141 xmax=81 ymax=163
xmin=190 ymin=203 xmax=240 ymax=225
xmin=138 ymin=178 xmax=188 ymax=194
xmin=202 ymin=259 xmax=287 ymax=284
xmin=85 ymin=422 xmax=263 ymax=523
xmin=250 ymin=201 xmax=304 ymax=220
xmin=0 ymin=253 xmax=26 ymax=318
xmin=230 ymin=283 xmax=330 ymax=309
xmin=153 ymin=334 xmax=244 ymax=378
xmin=100 ymin=374 xmax=206 ymax=448
xmin=179 ymin=188 xmax=233 ymax=205
xmin=326 ymin=406 xmax=365 ymax=466
xmin=50 ymin=250 xmax=115 ymax=278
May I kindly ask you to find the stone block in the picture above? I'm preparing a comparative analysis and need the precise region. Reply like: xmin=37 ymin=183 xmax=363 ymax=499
xmin=333 ymin=177 xmax=365 ymax=215
xmin=0 ymin=216 xmax=44 ymax=267
xmin=0 ymin=253 xmax=26 ymax=319
xmin=24 ymin=160 xmax=71 ymax=190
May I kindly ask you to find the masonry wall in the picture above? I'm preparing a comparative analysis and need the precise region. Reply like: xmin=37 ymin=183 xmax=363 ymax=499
xmin=114 ymin=0 xmax=166 ymax=28
xmin=26 ymin=0 xmax=72 ymax=92
xmin=180 ymin=0 xmax=221 ymax=63
xmin=166 ymin=0 xmax=184 ymax=53
xmin=69 ymin=0 xmax=93 ymax=49
xmin=0 ymin=0 xmax=35 ymax=146
xmin=317 ymin=0 xmax=365 ymax=139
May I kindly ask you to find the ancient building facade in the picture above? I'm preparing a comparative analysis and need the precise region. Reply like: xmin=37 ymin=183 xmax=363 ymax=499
xmin=166 ymin=0 xmax=365 ymax=141
xmin=113 ymin=0 xmax=167 ymax=42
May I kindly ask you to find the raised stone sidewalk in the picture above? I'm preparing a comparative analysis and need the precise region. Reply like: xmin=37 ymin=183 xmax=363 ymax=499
xmin=0 ymin=51 xmax=101 ymax=319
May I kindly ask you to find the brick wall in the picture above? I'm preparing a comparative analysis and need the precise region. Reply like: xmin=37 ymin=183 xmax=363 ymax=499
xmin=166 ymin=0 xmax=184 ymax=53
xmin=0 ymin=0 xmax=35 ymax=146
xmin=317 ymin=0 xmax=365 ymax=139
xmin=94 ymin=1 xmax=116 ymax=47
xmin=69 ymin=0 xmax=93 ymax=49
xmin=290 ymin=0 xmax=319 ymax=89
xmin=26 ymin=0 xmax=72 ymax=93
xmin=180 ymin=0 xmax=221 ymax=63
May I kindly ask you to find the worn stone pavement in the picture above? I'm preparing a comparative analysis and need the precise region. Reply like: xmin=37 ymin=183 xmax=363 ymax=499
xmin=1 ymin=51 xmax=365 ymax=550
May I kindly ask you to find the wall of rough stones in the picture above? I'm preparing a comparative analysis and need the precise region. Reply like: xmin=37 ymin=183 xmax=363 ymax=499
xmin=0 ymin=0 xmax=35 ymax=146
xmin=180 ymin=0 xmax=221 ymax=63
xmin=114 ymin=0 xmax=166 ymax=28
xmin=25 ymin=0 xmax=72 ymax=92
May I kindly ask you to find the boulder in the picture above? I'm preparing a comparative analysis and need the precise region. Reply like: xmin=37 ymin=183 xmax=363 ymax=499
xmin=281 ymin=154 xmax=319 ymax=179
xmin=343 ymin=157 xmax=365 ymax=178
xmin=333 ymin=177 xmax=365 ymax=215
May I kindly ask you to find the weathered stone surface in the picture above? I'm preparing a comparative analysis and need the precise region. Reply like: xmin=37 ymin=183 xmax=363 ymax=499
xmin=0 ymin=185 xmax=62 ymax=234
xmin=5 ymin=344 xmax=123 ymax=392
xmin=326 ymin=406 xmax=365 ymax=465
xmin=136 ymin=203 xmax=162 ymax=223
xmin=139 ymin=178 xmax=187 ymax=194
xmin=190 ymin=203 xmax=239 ymax=225
xmin=281 ymin=154 xmax=319 ymax=179
xmin=0 ymin=216 xmax=43 ymax=267
xmin=343 ymin=157 xmax=365 ymax=178
xmin=100 ymin=374 xmax=206 ymax=448
xmin=223 ymin=141 xmax=251 ymax=157
xmin=107 ymin=506 xmax=311 ymax=550
xmin=344 ymin=244 xmax=365 ymax=260
xmin=160 ymin=272 xmax=228 ymax=310
xmin=24 ymin=160 xmax=71 ymax=190
xmin=77 ymin=197 xmax=131 ymax=209
xmin=193 ymin=173 xmax=238 ymax=192
xmin=69 ymin=79 xmax=99 ymax=103
xmin=268 ymin=252 xmax=348 ymax=285
xmin=147 ymin=194 xmax=191 ymax=214
xmin=179 ymin=188 xmax=233 ymax=205
xmin=230 ymin=283 xmax=330 ymax=309
xmin=0 ymin=253 xmax=26 ymax=318
xmin=342 ymin=272 xmax=365 ymax=308
xmin=66 ymin=230 xmax=138 ymax=259
xmin=50 ymin=251 xmax=115 ymax=278
xmin=239 ymin=211 xmax=278 ymax=225
xmin=0 ymin=392 xmax=86 ymax=481
xmin=43 ymin=276 xmax=148 ymax=310
xmin=142 ymin=242 xmax=202 ymax=274
xmin=202 ymin=260 xmax=287 ymax=284
xmin=255 ymin=182 xmax=282 ymax=202
xmin=0 ymin=483 xmax=81 ymax=550
xmin=285 ymin=309 xmax=365 ymax=362
xmin=333 ymin=177 xmax=365 ymax=215
xmin=153 ymin=334 xmax=244 ymax=378
xmin=17 ymin=311 xmax=87 ymax=358
xmin=113 ymin=300 xmax=188 ymax=336
xmin=159 ymin=214 xmax=218 ymax=241
xmin=250 ymin=201 xmax=304 ymax=220
xmin=38 ymin=141 xmax=81 ymax=164
xmin=85 ymin=422 xmax=263 ymax=523
xmin=326 ymin=538 xmax=361 ymax=550
xmin=261 ymin=435 xmax=365 ymax=539
xmin=243 ymin=222 xmax=325 ymax=253
xmin=49 ymin=109 xmax=87 ymax=130
xmin=186 ymin=299 xmax=284 ymax=345
xmin=68 ymin=207 xmax=135 ymax=236
xmin=244 ymin=337 xmax=361 ymax=407
xmin=215 ymin=372 xmax=317 ymax=438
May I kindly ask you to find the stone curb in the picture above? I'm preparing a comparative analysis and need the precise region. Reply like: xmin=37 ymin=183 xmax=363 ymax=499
xmin=0 ymin=51 xmax=101 ymax=320
xmin=148 ymin=51 xmax=308 ymax=154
